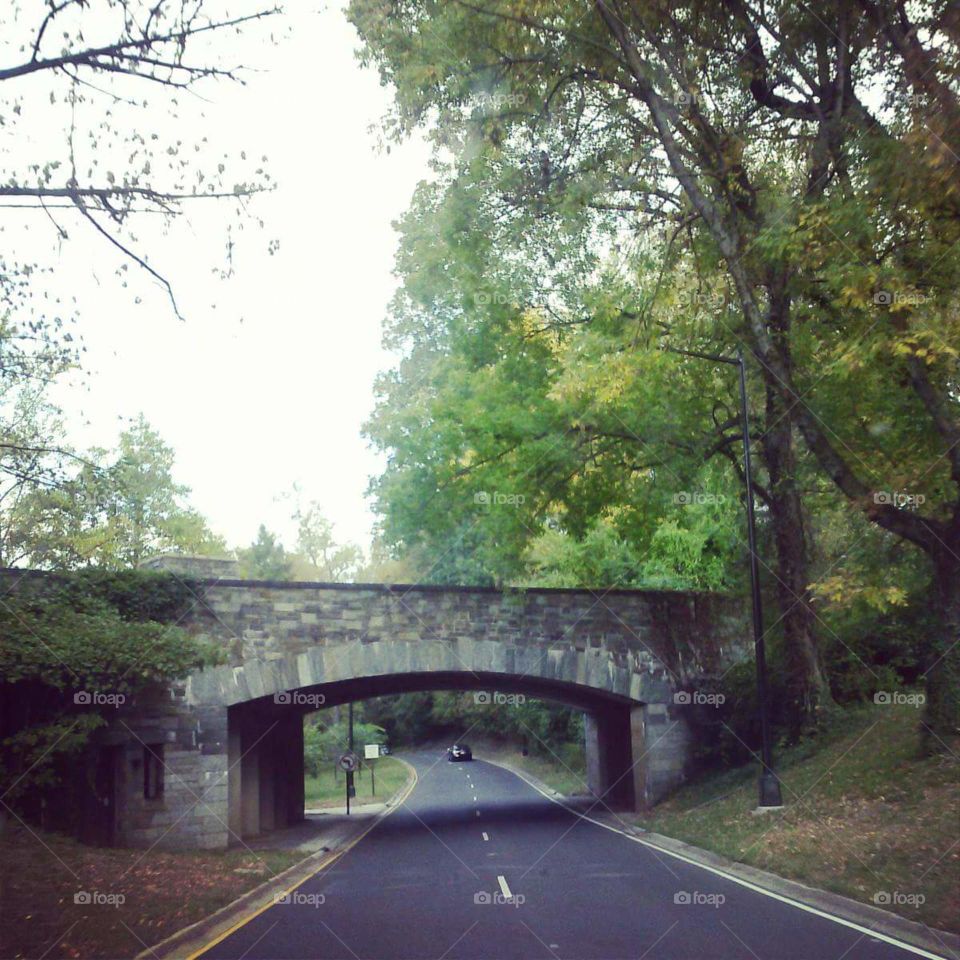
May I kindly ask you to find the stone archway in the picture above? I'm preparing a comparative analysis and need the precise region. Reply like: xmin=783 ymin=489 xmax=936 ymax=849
xmin=105 ymin=573 xmax=746 ymax=848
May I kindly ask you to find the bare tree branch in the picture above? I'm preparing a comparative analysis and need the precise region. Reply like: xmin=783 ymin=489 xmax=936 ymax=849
xmin=1 ymin=9 xmax=281 ymax=84
xmin=75 ymin=204 xmax=184 ymax=320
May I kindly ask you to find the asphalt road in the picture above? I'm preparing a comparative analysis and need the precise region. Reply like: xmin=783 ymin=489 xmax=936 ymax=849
xmin=200 ymin=753 xmax=941 ymax=960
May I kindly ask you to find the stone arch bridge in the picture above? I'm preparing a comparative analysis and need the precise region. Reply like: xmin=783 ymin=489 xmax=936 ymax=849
xmin=50 ymin=564 xmax=748 ymax=849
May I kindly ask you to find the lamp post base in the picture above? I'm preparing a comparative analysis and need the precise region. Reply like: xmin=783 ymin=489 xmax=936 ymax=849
xmin=758 ymin=770 xmax=784 ymax=808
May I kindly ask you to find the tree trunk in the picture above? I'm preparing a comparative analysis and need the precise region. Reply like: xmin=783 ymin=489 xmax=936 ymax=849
xmin=761 ymin=382 xmax=833 ymax=735
xmin=924 ymin=541 xmax=960 ymax=745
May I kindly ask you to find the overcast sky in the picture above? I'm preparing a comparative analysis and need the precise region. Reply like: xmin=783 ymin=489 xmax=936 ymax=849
xmin=21 ymin=2 xmax=432 ymax=555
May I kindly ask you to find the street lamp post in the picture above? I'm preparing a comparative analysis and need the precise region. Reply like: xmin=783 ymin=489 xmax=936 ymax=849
xmin=675 ymin=345 xmax=783 ymax=809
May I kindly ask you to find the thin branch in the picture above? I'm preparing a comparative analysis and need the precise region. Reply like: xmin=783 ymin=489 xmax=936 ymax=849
xmin=0 ymin=185 xmax=269 ymax=202
xmin=1 ymin=9 xmax=281 ymax=83
xmin=75 ymin=205 xmax=184 ymax=321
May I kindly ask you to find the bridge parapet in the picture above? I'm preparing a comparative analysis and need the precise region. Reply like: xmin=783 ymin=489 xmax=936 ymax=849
xmin=186 ymin=579 xmax=747 ymax=690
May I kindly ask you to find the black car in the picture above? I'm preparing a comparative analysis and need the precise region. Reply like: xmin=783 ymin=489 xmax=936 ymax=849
xmin=447 ymin=743 xmax=473 ymax=762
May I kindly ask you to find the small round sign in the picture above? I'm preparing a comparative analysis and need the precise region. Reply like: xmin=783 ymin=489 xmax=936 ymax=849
xmin=338 ymin=752 xmax=359 ymax=773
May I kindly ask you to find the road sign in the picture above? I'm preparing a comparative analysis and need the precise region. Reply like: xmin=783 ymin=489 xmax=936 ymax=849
xmin=364 ymin=743 xmax=381 ymax=760
xmin=338 ymin=752 xmax=359 ymax=773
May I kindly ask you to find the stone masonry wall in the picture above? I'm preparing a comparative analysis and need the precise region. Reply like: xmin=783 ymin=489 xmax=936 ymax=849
xmin=0 ymin=568 xmax=749 ymax=848
xmin=183 ymin=580 xmax=748 ymax=698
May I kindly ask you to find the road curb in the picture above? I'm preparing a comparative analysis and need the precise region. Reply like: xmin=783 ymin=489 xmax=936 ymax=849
xmin=137 ymin=758 xmax=418 ymax=960
xmin=625 ymin=828 xmax=960 ymax=960
xmin=480 ymin=755 xmax=959 ymax=960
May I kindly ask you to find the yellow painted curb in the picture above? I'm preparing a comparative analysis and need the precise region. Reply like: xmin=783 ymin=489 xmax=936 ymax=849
xmin=177 ymin=760 xmax=418 ymax=960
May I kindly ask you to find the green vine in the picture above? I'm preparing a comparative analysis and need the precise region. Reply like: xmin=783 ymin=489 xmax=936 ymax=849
xmin=0 ymin=570 xmax=222 ymax=806
xmin=52 ymin=568 xmax=203 ymax=622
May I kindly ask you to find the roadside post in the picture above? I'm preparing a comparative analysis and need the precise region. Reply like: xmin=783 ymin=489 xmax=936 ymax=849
xmin=667 ymin=345 xmax=783 ymax=809
xmin=348 ymin=702 xmax=355 ymax=813
xmin=338 ymin=751 xmax=359 ymax=813
xmin=364 ymin=743 xmax=380 ymax=795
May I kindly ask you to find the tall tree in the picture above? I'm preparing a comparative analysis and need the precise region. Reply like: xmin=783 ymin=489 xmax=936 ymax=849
xmin=351 ymin=0 xmax=959 ymax=739
xmin=0 ymin=315 xmax=76 ymax=566
xmin=0 ymin=305 xmax=94 ymax=569
xmin=1 ymin=2 xmax=280 ymax=569
xmin=292 ymin=500 xmax=364 ymax=582
xmin=16 ymin=415 xmax=224 ymax=568
xmin=238 ymin=523 xmax=292 ymax=580
xmin=365 ymin=167 xmax=825 ymax=727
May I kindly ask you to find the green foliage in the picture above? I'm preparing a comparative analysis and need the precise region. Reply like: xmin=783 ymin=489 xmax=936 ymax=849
xmin=806 ymin=495 xmax=932 ymax=703
xmin=524 ymin=521 xmax=648 ymax=588
xmin=304 ymin=755 xmax=408 ymax=808
xmin=820 ymin=603 xmax=931 ymax=705
xmin=235 ymin=500 xmax=367 ymax=584
xmin=524 ymin=494 xmax=741 ymax=592
xmin=365 ymin=691 xmax=583 ymax=761
xmin=53 ymin=568 xmax=202 ymax=622
xmin=640 ymin=516 xmax=734 ymax=591
xmin=0 ymin=570 xmax=221 ymax=804
xmin=364 ymin=692 xmax=437 ymax=742
xmin=363 ymin=187 xmax=749 ymax=591
xmin=303 ymin=711 xmax=386 ymax=777
xmin=237 ymin=524 xmax=292 ymax=580
xmin=13 ymin=415 xmax=225 ymax=570
xmin=292 ymin=501 xmax=364 ymax=582
xmin=0 ymin=599 xmax=212 ymax=691
xmin=352 ymin=0 xmax=960 ymax=737
xmin=0 ymin=315 xmax=76 ymax=568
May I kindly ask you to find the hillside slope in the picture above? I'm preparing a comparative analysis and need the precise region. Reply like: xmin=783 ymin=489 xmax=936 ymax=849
xmin=630 ymin=698 xmax=959 ymax=933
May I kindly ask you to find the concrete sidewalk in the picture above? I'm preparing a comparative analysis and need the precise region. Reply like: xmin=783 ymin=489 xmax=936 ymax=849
xmin=241 ymin=806 xmax=386 ymax=853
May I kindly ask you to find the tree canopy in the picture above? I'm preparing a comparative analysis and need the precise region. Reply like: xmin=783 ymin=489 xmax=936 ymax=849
xmin=352 ymin=0 xmax=959 ymax=738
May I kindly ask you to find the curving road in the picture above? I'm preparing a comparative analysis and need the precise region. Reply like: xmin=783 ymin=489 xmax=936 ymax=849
xmin=198 ymin=753 xmax=944 ymax=960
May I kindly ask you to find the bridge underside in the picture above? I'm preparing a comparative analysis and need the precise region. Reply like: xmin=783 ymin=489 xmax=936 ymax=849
xmin=226 ymin=671 xmax=691 ymax=844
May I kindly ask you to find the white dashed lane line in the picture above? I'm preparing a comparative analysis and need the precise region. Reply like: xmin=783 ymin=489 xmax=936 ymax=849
xmin=497 ymin=875 xmax=513 ymax=899
xmin=482 ymin=832 xmax=489 ymax=841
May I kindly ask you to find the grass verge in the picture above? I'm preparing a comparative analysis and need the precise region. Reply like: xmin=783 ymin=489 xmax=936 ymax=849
xmin=304 ymin=755 xmax=408 ymax=808
xmin=0 ymin=826 xmax=304 ymax=959
xmin=474 ymin=702 xmax=958 ymax=933
xmin=629 ymin=699 xmax=959 ymax=933
xmin=473 ymin=739 xmax=589 ymax=796
xmin=2 ymin=758 xmax=412 ymax=958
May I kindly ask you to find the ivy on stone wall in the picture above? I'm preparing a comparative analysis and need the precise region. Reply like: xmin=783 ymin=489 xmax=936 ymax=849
xmin=51 ymin=568 xmax=203 ymax=622
xmin=0 ymin=570 xmax=222 ymax=808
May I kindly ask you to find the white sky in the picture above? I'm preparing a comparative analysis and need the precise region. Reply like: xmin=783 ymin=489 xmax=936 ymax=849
xmin=10 ymin=2 xmax=432 ymax=554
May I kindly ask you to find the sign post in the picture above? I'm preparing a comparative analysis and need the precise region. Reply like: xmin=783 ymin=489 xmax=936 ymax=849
xmin=348 ymin=702 xmax=354 ymax=814
xmin=364 ymin=743 xmax=380 ymax=795
xmin=338 ymin=751 xmax=359 ymax=814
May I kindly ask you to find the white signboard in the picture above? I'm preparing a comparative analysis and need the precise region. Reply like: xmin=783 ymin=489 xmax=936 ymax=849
xmin=364 ymin=743 xmax=381 ymax=760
